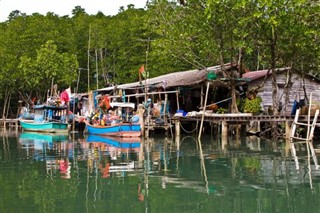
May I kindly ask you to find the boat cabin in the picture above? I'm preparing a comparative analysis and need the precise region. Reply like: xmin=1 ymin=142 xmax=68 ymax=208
xmin=33 ymin=105 xmax=68 ymax=123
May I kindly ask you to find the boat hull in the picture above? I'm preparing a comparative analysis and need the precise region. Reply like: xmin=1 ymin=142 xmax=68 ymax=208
xmin=20 ymin=120 xmax=68 ymax=133
xmin=86 ymin=123 xmax=141 ymax=137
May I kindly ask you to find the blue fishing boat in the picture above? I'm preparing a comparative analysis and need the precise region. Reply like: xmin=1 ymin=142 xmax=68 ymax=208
xmin=86 ymin=122 xmax=141 ymax=137
xmin=86 ymin=101 xmax=141 ymax=137
xmin=19 ymin=105 xmax=69 ymax=133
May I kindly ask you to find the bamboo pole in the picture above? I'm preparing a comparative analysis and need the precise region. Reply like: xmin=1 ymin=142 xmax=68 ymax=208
xmin=107 ymin=90 xmax=179 ymax=99
xmin=198 ymin=82 xmax=210 ymax=140
xmin=163 ymin=94 xmax=168 ymax=123
xmin=176 ymin=91 xmax=180 ymax=110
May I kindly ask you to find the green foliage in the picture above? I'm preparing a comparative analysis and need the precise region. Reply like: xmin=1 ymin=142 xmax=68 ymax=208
xmin=216 ymin=107 xmax=228 ymax=114
xmin=240 ymin=96 xmax=262 ymax=114
xmin=148 ymin=0 xmax=218 ymax=71
xmin=18 ymin=40 xmax=78 ymax=101
xmin=0 ymin=1 xmax=319 ymax=116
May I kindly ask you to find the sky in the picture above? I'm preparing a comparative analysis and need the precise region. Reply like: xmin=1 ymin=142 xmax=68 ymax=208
xmin=0 ymin=0 xmax=147 ymax=22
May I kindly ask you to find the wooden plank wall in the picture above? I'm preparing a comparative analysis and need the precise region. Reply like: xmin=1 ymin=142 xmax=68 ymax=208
xmin=247 ymin=73 xmax=320 ymax=115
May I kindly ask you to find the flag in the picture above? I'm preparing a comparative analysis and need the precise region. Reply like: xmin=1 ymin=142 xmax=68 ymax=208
xmin=139 ymin=64 xmax=145 ymax=84
xmin=139 ymin=64 xmax=145 ymax=80
xmin=60 ymin=88 xmax=70 ymax=105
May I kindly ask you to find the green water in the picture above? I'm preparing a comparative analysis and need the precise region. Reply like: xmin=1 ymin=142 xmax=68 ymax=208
xmin=1 ymin=131 xmax=320 ymax=213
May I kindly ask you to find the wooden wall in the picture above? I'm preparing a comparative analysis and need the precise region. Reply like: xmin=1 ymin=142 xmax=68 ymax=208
xmin=247 ymin=73 xmax=320 ymax=115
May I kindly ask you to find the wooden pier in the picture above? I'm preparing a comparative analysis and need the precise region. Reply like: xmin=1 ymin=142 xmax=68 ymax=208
xmin=177 ymin=113 xmax=294 ymax=123
xmin=0 ymin=119 xmax=20 ymax=131
xmin=172 ymin=113 xmax=314 ymax=139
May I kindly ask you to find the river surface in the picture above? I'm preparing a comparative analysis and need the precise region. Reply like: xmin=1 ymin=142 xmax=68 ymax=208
xmin=1 ymin=130 xmax=320 ymax=213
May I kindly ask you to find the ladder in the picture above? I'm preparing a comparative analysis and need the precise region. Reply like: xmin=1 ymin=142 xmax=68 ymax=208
xmin=290 ymin=93 xmax=319 ymax=170
xmin=290 ymin=93 xmax=319 ymax=143
xmin=290 ymin=109 xmax=319 ymax=143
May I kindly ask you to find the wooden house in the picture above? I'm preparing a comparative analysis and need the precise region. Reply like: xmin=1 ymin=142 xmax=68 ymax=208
xmin=95 ymin=63 xmax=320 ymax=117
xmin=96 ymin=63 xmax=236 ymax=114
xmin=92 ymin=65 xmax=320 ymax=137
xmin=243 ymin=68 xmax=320 ymax=115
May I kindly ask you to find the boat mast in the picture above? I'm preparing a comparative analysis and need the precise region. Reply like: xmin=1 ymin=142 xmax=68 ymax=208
xmin=144 ymin=37 xmax=150 ymax=103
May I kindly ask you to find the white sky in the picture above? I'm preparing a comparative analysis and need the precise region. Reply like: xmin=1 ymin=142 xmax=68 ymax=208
xmin=0 ymin=0 xmax=147 ymax=22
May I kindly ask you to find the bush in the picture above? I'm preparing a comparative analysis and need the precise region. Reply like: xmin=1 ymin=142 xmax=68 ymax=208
xmin=216 ymin=107 xmax=228 ymax=114
xmin=239 ymin=96 xmax=262 ymax=114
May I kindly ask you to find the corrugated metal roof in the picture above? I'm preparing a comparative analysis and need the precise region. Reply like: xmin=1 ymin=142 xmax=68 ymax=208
xmin=96 ymin=63 xmax=234 ymax=92
xmin=96 ymin=66 xmax=294 ymax=93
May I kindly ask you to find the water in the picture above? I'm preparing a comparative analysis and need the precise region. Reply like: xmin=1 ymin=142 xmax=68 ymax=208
xmin=1 ymin=130 xmax=320 ymax=213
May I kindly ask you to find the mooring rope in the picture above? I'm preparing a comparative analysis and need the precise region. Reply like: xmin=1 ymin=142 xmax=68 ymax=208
xmin=179 ymin=120 xmax=198 ymax=134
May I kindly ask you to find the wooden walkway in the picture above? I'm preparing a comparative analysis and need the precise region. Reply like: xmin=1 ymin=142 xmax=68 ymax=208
xmin=171 ymin=113 xmax=318 ymax=139
xmin=175 ymin=114 xmax=308 ymax=123
xmin=0 ymin=118 xmax=20 ymax=131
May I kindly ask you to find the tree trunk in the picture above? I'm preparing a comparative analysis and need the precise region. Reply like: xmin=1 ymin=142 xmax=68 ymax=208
xmin=270 ymin=33 xmax=279 ymax=115
xmin=270 ymin=28 xmax=280 ymax=140
xmin=284 ymin=67 xmax=292 ymax=115
xmin=6 ymin=93 xmax=11 ymax=118
xmin=2 ymin=87 xmax=11 ymax=128
xmin=230 ymin=81 xmax=239 ymax=113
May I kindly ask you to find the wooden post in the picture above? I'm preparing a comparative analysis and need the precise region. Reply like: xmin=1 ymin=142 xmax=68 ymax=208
xmin=221 ymin=121 xmax=228 ymax=139
xmin=240 ymin=124 xmax=247 ymax=137
xmin=285 ymin=120 xmax=291 ymax=139
xmin=285 ymin=138 xmax=291 ymax=157
xmin=198 ymin=82 xmax=210 ymax=140
xmin=176 ymin=91 xmax=180 ymax=110
xmin=175 ymin=132 xmax=180 ymax=151
xmin=146 ymin=102 xmax=151 ymax=138
xmin=15 ymin=119 xmax=18 ymax=132
xmin=163 ymin=94 xmax=168 ymax=123
xmin=175 ymin=119 xmax=181 ymax=137
xmin=138 ymin=104 xmax=145 ymax=137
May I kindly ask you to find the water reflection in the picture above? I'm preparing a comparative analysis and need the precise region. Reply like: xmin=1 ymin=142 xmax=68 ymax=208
xmin=1 ymin=132 xmax=320 ymax=212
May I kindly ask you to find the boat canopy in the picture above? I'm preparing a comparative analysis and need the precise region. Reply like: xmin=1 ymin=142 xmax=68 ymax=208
xmin=33 ymin=105 xmax=67 ymax=110
xmin=110 ymin=102 xmax=135 ymax=109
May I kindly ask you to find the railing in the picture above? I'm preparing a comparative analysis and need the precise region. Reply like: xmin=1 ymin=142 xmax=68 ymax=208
xmin=0 ymin=118 xmax=20 ymax=131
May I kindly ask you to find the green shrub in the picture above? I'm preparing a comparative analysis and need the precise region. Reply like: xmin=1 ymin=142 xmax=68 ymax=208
xmin=242 ymin=96 xmax=262 ymax=113
xmin=216 ymin=107 xmax=228 ymax=114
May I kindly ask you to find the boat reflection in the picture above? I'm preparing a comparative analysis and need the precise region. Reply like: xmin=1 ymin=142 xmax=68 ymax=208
xmin=18 ymin=132 xmax=143 ymax=179
xmin=84 ymin=135 xmax=141 ymax=175
xmin=86 ymin=134 xmax=141 ymax=149
xmin=9 ymin=132 xmax=320 ymax=212
xmin=16 ymin=132 xmax=320 ymax=195
xmin=19 ymin=132 xmax=72 ymax=178
xmin=19 ymin=131 xmax=69 ymax=152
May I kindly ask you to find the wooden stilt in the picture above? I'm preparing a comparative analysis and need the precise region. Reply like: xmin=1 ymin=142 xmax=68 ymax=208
xmin=175 ymin=119 xmax=181 ymax=137
xmin=221 ymin=121 xmax=228 ymax=139
xmin=285 ymin=120 xmax=291 ymax=139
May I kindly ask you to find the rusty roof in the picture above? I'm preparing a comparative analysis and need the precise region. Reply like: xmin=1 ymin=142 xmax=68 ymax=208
xmin=242 ymin=67 xmax=291 ymax=81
